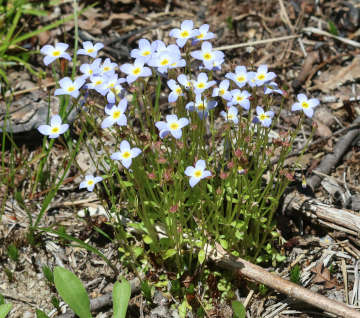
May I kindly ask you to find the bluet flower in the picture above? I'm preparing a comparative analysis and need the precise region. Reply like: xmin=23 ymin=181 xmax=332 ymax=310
xmin=167 ymin=79 xmax=184 ymax=102
xmin=87 ymin=75 xmax=108 ymax=95
xmin=54 ymin=77 xmax=85 ymax=98
xmin=37 ymin=115 xmax=69 ymax=138
xmin=185 ymin=160 xmax=211 ymax=187
xmin=220 ymin=106 xmax=239 ymax=124
xmin=79 ymin=58 xmax=101 ymax=79
xmin=190 ymin=41 xmax=224 ymax=70
xmin=101 ymin=99 xmax=127 ymax=129
xmin=77 ymin=41 xmax=104 ymax=58
xmin=177 ymin=74 xmax=192 ymax=90
xmin=110 ymin=141 xmax=141 ymax=169
xmin=186 ymin=94 xmax=217 ymax=119
xmin=253 ymin=106 xmax=274 ymax=127
xmin=130 ymin=39 xmax=154 ymax=62
xmin=155 ymin=115 xmax=189 ymax=139
xmin=291 ymin=94 xmax=319 ymax=118
xmin=40 ymin=43 xmax=71 ymax=66
xmin=100 ymin=58 xmax=117 ymax=75
xmin=253 ymin=65 xmax=276 ymax=86
xmin=169 ymin=20 xmax=199 ymax=48
xmin=79 ymin=175 xmax=103 ymax=192
xmin=192 ymin=72 xmax=216 ymax=94
xmin=228 ymin=89 xmax=251 ymax=110
xmin=120 ymin=58 xmax=152 ymax=84
xmin=212 ymin=79 xmax=232 ymax=101
xmin=264 ymin=81 xmax=283 ymax=95
xmin=192 ymin=24 xmax=216 ymax=44
xmin=225 ymin=66 xmax=248 ymax=88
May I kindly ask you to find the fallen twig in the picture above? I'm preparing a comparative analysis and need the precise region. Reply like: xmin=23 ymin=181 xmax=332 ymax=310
xmin=303 ymin=27 xmax=360 ymax=48
xmin=307 ymin=116 xmax=360 ymax=191
xmin=210 ymin=243 xmax=360 ymax=318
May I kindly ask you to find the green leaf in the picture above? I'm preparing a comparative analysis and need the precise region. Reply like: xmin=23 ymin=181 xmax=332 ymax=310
xmin=0 ymin=295 xmax=4 ymax=305
xmin=163 ymin=248 xmax=177 ymax=260
xmin=143 ymin=235 xmax=153 ymax=244
xmin=198 ymin=249 xmax=206 ymax=265
xmin=53 ymin=267 xmax=92 ymax=318
xmin=36 ymin=309 xmax=50 ymax=318
xmin=42 ymin=265 xmax=54 ymax=284
xmin=232 ymin=300 xmax=246 ymax=318
xmin=328 ymin=20 xmax=338 ymax=36
xmin=0 ymin=303 xmax=12 ymax=318
xmin=113 ymin=279 xmax=131 ymax=318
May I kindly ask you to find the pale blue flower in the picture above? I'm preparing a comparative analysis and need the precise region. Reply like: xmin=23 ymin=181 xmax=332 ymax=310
xmin=192 ymin=24 xmax=216 ymax=44
xmin=79 ymin=175 xmax=103 ymax=192
xmin=110 ymin=140 xmax=141 ymax=169
xmin=190 ymin=41 xmax=224 ymax=70
xmin=264 ymin=81 xmax=283 ymax=95
xmin=212 ymin=79 xmax=232 ymax=101
xmin=120 ymin=58 xmax=152 ymax=84
xmin=253 ymin=106 xmax=274 ymax=127
xmin=192 ymin=72 xmax=216 ymax=94
xmin=100 ymin=58 xmax=117 ymax=75
xmin=291 ymin=94 xmax=319 ymax=118
xmin=225 ymin=66 xmax=248 ymax=88
xmin=177 ymin=74 xmax=192 ymax=90
xmin=167 ymin=79 xmax=184 ymax=103
xmin=77 ymin=41 xmax=104 ymax=58
xmin=253 ymin=65 xmax=276 ymax=86
xmin=40 ymin=43 xmax=71 ymax=66
xmin=228 ymin=89 xmax=251 ymax=110
xmin=185 ymin=160 xmax=211 ymax=187
xmin=37 ymin=115 xmax=69 ymax=138
xmin=186 ymin=94 xmax=217 ymax=119
xmin=54 ymin=77 xmax=85 ymax=98
xmin=79 ymin=58 xmax=101 ymax=79
xmin=130 ymin=39 xmax=154 ymax=62
xmin=169 ymin=20 xmax=199 ymax=48
xmin=155 ymin=115 xmax=189 ymax=139
xmin=101 ymin=99 xmax=127 ymax=129
xmin=220 ymin=106 xmax=238 ymax=124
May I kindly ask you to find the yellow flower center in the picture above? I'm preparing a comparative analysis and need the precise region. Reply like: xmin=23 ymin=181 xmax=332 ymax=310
xmin=113 ymin=111 xmax=121 ymax=119
xmin=219 ymin=88 xmax=225 ymax=96
xmin=228 ymin=114 xmax=234 ymax=119
xmin=132 ymin=67 xmax=141 ymax=75
xmin=236 ymin=76 xmax=245 ymax=82
xmin=203 ymin=53 xmax=212 ymax=60
xmin=180 ymin=30 xmax=189 ymax=38
xmin=169 ymin=122 xmax=179 ymax=130
xmin=103 ymin=66 xmax=110 ymax=72
xmin=197 ymin=82 xmax=205 ymax=89
xmin=259 ymin=114 xmax=268 ymax=121
xmin=52 ymin=50 xmax=61 ymax=56
xmin=236 ymin=96 xmax=244 ymax=102
xmin=194 ymin=170 xmax=202 ymax=178
xmin=87 ymin=48 xmax=94 ymax=53
xmin=67 ymin=86 xmax=75 ymax=92
xmin=301 ymin=101 xmax=309 ymax=108
xmin=160 ymin=59 xmax=169 ymax=66
xmin=87 ymin=180 xmax=94 ymax=186
xmin=257 ymin=74 xmax=265 ymax=80
xmin=197 ymin=103 xmax=206 ymax=111
xmin=142 ymin=50 xmax=151 ymax=56
xmin=175 ymin=87 xmax=182 ymax=95
xmin=51 ymin=127 xmax=59 ymax=133
xmin=197 ymin=33 xmax=204 ymax=39
xmin=95 ymin=80 xmax=102 ymax=85
xmin=122 ymin=151 xmax=131 ymax=159
xmin=89 ymin=69 xmax=93 ymax=75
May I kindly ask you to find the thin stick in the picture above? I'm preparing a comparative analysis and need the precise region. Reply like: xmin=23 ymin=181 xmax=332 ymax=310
xmin=213 ymin=35 xmax=299 ymax=51
xmin=211 ymin=243 xmax=360 ymax=318
xmin=303 ymin=27 xmax=360 ymax=48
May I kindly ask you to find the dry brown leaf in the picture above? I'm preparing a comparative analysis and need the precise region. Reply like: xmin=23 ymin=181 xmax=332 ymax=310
xmin=109 ymin=13 xmax=135 ymax=20
xmin=314 ymin=120 xmax=332 ymax=138
xmin=312 ymin=56 xmax=360 ymax=93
